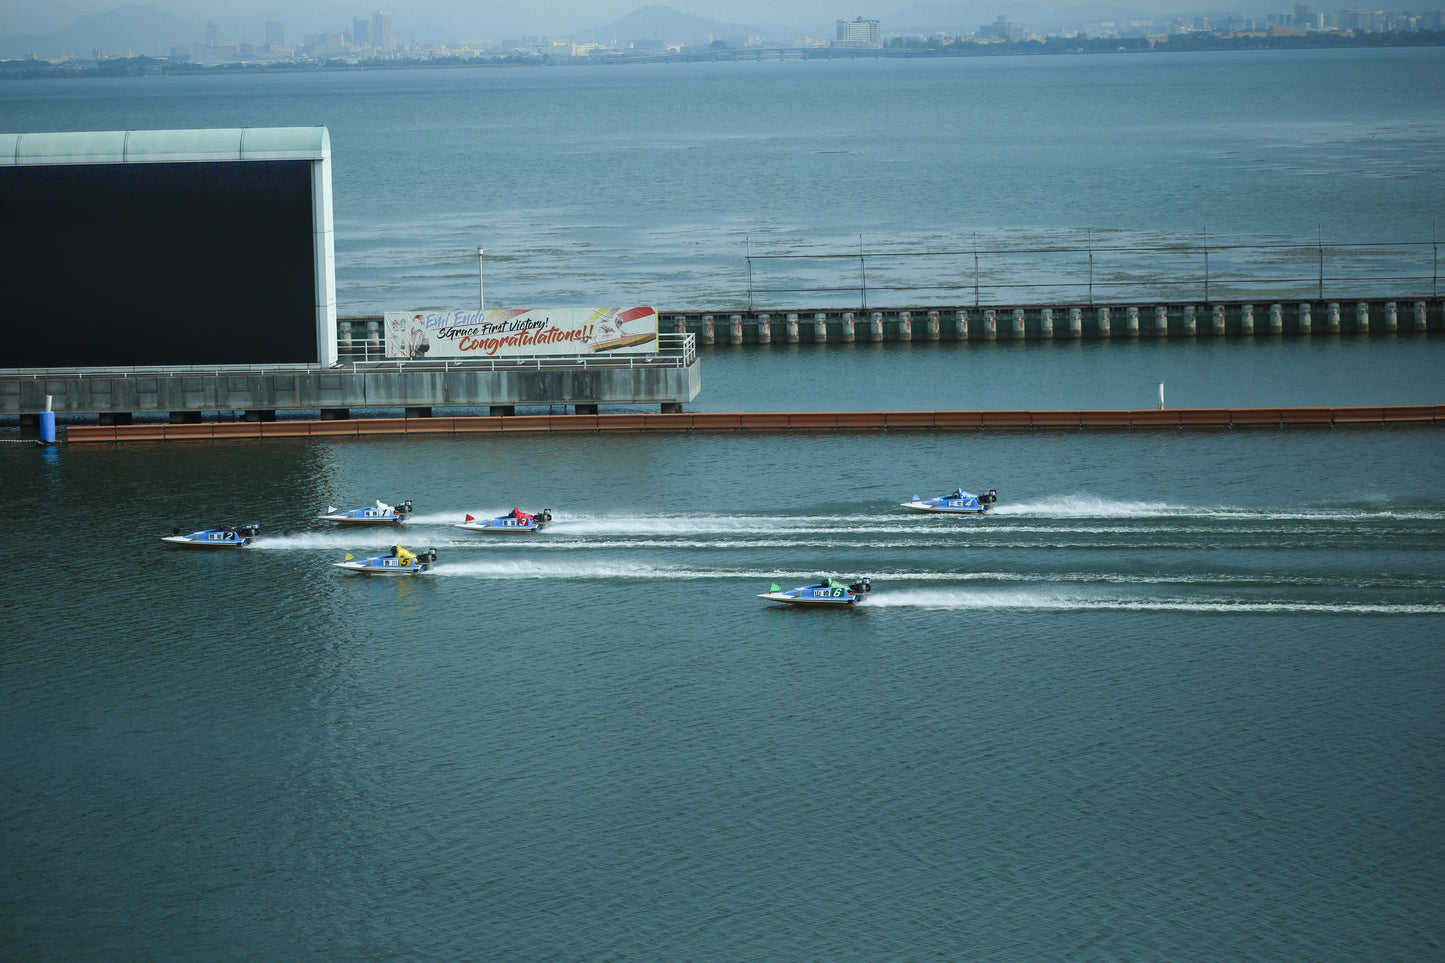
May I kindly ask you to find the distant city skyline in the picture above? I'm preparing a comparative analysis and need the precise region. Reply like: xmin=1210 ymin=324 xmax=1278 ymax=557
xmin=6 ymin=0 xmax=1397 ymax=41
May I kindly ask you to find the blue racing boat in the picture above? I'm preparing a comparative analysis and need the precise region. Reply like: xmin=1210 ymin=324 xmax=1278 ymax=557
xmin=759 ymin=576 xmax=872 ymax=606
xmin=334 ymin=545 xmax=437 ymax=575
xmin=456 ymin=508 xmax=552 ymax=534
xmin=161 ymin=523 xmax=261 ymax=548
xmin=900 ymin=487 xmax=997 ymax=514
xmin=318 ymin=499 xmax=413 ymax=525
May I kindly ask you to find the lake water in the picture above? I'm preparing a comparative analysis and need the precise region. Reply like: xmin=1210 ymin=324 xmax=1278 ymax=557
xmin=2 ymin=50 xmax=1443 ymax=960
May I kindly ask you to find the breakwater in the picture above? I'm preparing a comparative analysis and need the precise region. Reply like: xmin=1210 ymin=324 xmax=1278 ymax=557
xmin=653 ymin=299 xmax=1443 ymax=345
xmin=64 ymin=405 xmax=1445 ymax=443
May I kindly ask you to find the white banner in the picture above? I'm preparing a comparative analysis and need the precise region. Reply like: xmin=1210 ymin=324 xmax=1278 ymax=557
xmin=383 ymin=307 xmax=658 ymax=359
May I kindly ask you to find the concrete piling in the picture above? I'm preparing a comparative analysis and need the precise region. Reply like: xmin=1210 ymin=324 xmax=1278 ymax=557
xmin=1383 ymin=302 xmax=1397 ymax=332
xmin=925 ymin=310 xmax=940 ymax=341
xmin=785 ymin=313 xmax=799 ymax=343
xmin=1356 ymin=302 xmax=1370 ymax=333
xmin=1269 ymin=304 xmax=1283 ymax=334
xmin=1299 ymin=302 xmax=1312 ymax=334
xmin=841 ymin=312 xmax=856 ymax=343
xmin=1125 ymin=306 xmax=1140 ymax=337
xmin=729 ymin=314 xmax=743 ymax=345
xmin=955 ymin=309 xmax=969 ymax=341
xmin=869 ymin=312 xmax=885 ymax=342
xmin=1011 ymin=308 xmax=1026 ymax=340
xmin=898 ymin=312 xmax=913 ymax=342
xmin=701 ymin=314 xmax=715 ymax=345
xmin=1211 ymin=305 xmax=1226 ymax=336
xmin=1154 ymin=305 xmax=1168 ymax=337
xmin=1097 ymin=307 xmax=1111 ymax=338
xmin=1182 ymin=305 xmax=1197 ymax=336
xmin=814 ymin=313 xmax=828 ymax=343
xmin=1068 ymin=307 xmax=1083 ymax=338
xmin=983 ymin=309 xmax=997 ymax=340
xmin=1240 ymin=304 xmax=1254 ymax=336
xmin=1326 ymin=302 xmax=1341 ymax=333
xmin=1040 ymin=308 xmax=1054 ymax=338
xmin=1415 ymin=301 xmax=1428 ymax=332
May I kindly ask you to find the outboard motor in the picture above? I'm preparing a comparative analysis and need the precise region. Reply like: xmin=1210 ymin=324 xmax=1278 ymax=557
xmin=538 ymin=509 xmax=553 ymax=524
xmin=172 ymin=527 xmax=181 ymax=536
xmin=397 ymin=500 xmax=414 ymax=518
xmin=238 ymin=523 xmax=261 ymax=544
xmin=849 ymin=576 xmax=873 ymax=595
xmin=419 ymin=548 xmax=438 ymax=564
xmin=981 ymin=490 xmax=997 ymax=505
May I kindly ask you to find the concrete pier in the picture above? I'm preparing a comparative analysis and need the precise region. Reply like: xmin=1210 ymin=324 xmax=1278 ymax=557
xmin=814 ymin=313 xmax=828 ymax=343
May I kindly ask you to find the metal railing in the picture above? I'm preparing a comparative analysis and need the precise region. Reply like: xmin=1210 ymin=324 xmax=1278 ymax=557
xmin=743 ymin=231 xmax=1442 ymax=309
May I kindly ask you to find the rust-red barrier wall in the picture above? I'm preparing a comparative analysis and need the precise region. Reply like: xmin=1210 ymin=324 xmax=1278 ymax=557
xmin=64 ymin=406 xmax=1445 ymax=443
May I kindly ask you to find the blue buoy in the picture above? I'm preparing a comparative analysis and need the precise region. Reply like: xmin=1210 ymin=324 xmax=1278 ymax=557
xmin=40 ymin=394 xmax=56 ymax=444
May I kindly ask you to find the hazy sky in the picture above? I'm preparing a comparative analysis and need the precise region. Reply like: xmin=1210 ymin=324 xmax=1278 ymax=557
xmin=3 ymin=1 xmax=1239 ymax=40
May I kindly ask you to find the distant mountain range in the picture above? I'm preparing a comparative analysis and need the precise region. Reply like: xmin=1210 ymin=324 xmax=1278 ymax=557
xmin=0 ymin=2 xmax=1356 ymax=61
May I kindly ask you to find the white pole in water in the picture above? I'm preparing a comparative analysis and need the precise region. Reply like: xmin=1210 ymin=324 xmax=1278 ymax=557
xmin=477 ymin=247 xmax=485 ymax=311
xmin=1157 ymin=380 xmax=1165 ymax=409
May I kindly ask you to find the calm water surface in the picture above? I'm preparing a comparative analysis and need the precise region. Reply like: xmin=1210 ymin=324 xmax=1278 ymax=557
xmin=2 ymin=51 xmax=1444 ymax=960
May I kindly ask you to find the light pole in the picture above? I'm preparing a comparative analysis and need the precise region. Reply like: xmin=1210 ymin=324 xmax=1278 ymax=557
xmin=1157 ymin=381 xmax=1166 ymax=409
xmin=477 ymin=247 xmax=485 ymax=311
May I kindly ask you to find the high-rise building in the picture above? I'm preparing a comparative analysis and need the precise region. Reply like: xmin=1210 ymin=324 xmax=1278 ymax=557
xmin=352 ymin=18 xmax=371 ymax=45
xmin=205 ymin=22 xmax=223 ymax=46
xmin=372 ymin=11 xmax=394 ymax=52
xmin=834 ymin=17 xmax=880 ymax=47
xmin=265 ymin=18 xmax=285 ymax=49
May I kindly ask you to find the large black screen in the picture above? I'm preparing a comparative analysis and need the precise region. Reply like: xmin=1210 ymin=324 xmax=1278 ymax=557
xmin=1 ymin=160 xmax=319 ymax=368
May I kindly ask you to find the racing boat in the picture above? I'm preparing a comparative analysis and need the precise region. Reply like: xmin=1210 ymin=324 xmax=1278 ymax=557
xmin=161 ymin=523 xmax=260 ymax=548
xmin=759 ymin=576 xmax=872 ymax=606
xmin=900 ymin=488 xmax=997 ymax=514
xmin=333 ymin=545 xmax=437 ymax=575
xmin=318 ymin=499 xmax=413 ymax=524
xmin=456 ymin=508 xmax=552 ymax=534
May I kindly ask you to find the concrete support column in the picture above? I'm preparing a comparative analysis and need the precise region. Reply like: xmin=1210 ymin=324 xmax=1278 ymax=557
xmin=1040 ymin=308 xmax=1055 ymax=339
xmin=1067 ymin=307 xmax=1083 ymax=338
xmin=1182 ymin=305 xmax=1197 ymax=337
xmin=339 ymin=321 xmax=352 ymax=349
xmin=1269 ymin=304 xmax=1283 ymax=334
xmin=674 ymin=316 xmax=689 ymax=334
xmin=366 ymin=320 xmax=381 ymax=346
xmin=728 ymin=314 xmax=744 ymax=345
xmin=701 ymin=314 xmax=715 ymax=345
xmin=1096 ymin=306 xmax=1110 ymax=338
xmin=757 ymin=313 xmax=772 ymax=345
xmin=1239 ymin=304 xmax=1254 ymax=336
xmin=785 ymin=313 xmax=799 ymax=343
xmin=955 ymin=309 xmax=969 ymax=341
xmin=983 ymin=309 xmax=997 ymax=341
xmin=1355 ymin=302 xmax=1370 ymax=333
xmin=869 ymin=312 xmax=885 ymax=342
xmin=1326 ymin=302 xmax=1341 ymax=333
xmin=1299 ymin=303 xmax=1312 ymax=335
xmin=1383 ymin=302 xmax=1397 ymax=332
xmin=841 ymin=313 xmax=856 ymax=343
xmin=1153 ymin=305 xmax=1169 ymax=338
xmin=898 ymin=312 xmax=913 ymax=342
xmin=813 ymin=313 xmax=828 ymax=343
xmin=1011 ymin=308 xmax=1026 ymax=340
xmin=1210 ymin=305 xmax=1226 ymax=336
xmin=1124 ymin=306 xmax=1139 ymax=337
xmin=925 ymin=310 xmax=941 ymax=341
xmin=1414 ymin=301 xmax=1429 ymax=332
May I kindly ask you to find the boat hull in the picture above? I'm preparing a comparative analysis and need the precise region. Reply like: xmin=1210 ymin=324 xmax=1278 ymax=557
xmin=900 ymin=501 xmax=989 ymax=514
xmin=757 ymin=592 xmax=858 ymax=606
xmin=333 ymin=561 xmax=430 ymax=575
xmin=456 ymin=522 xmax=542 ymax=534
xmin=318 ymin=514 xmax=404 ymax=525
xmin=161 ymin=534 xmax=251 ymax=548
